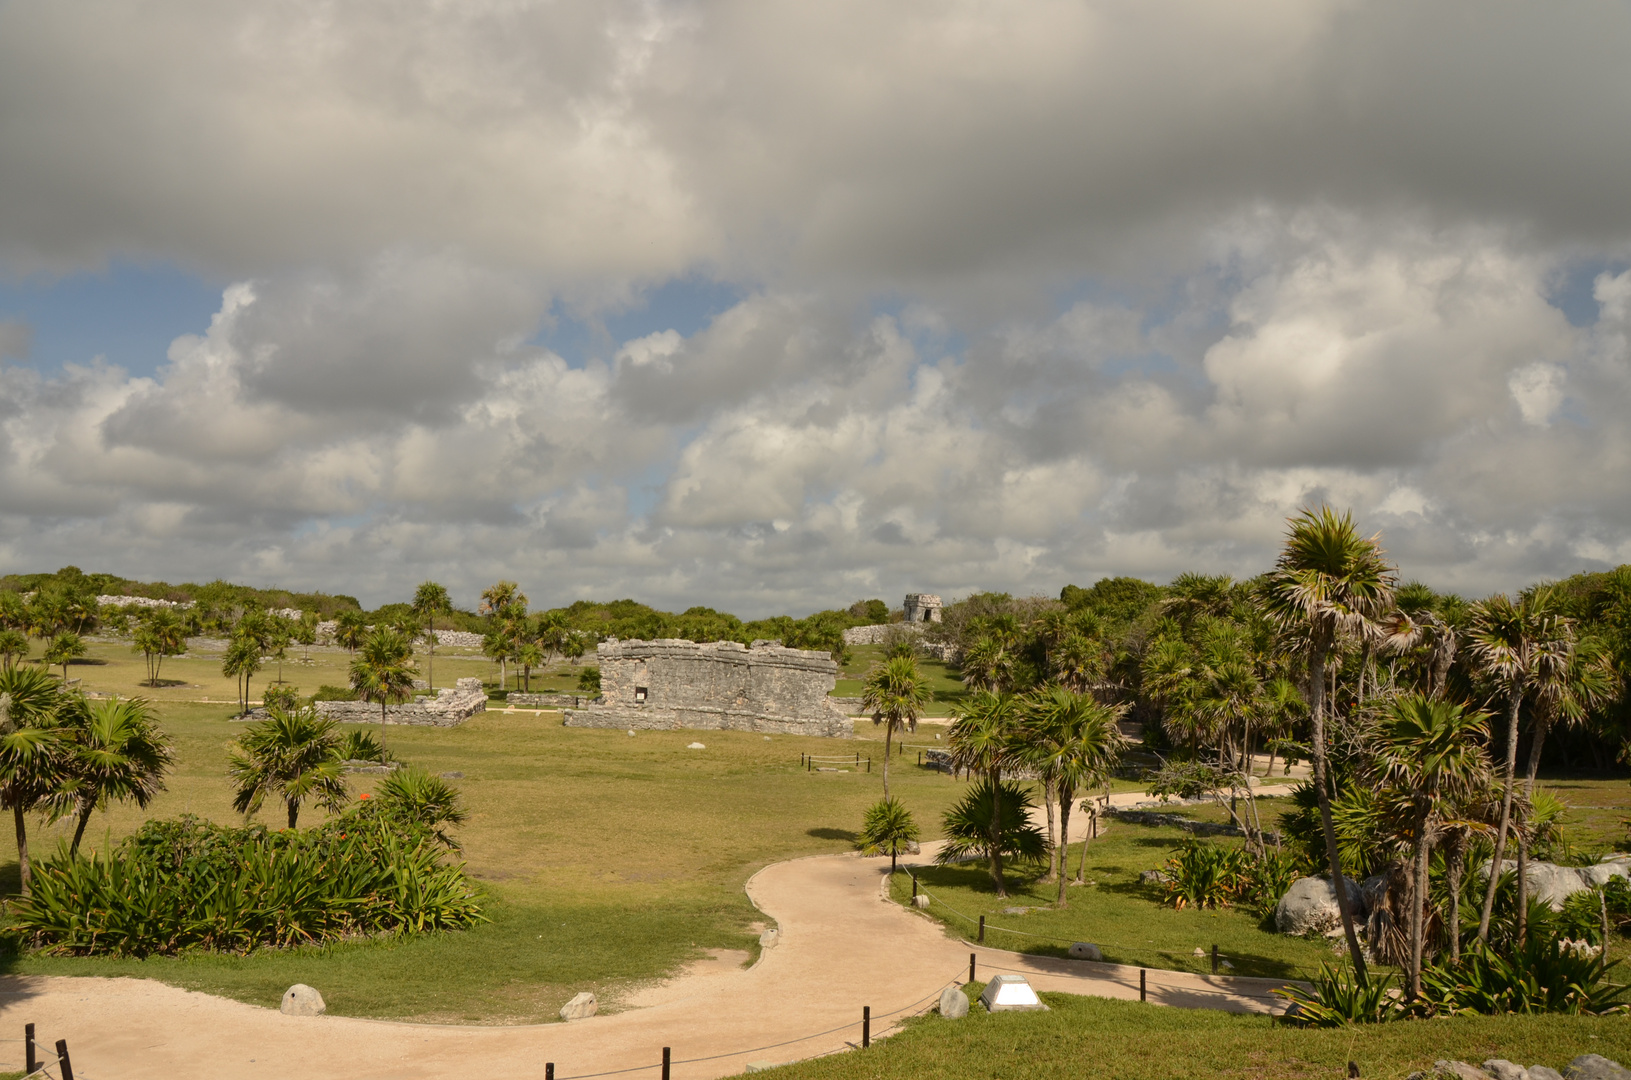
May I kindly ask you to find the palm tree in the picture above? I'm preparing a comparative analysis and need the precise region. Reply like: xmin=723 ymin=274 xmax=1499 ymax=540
xmin=376 ymin=766 xmax=467 ymax=847
xmin=1161 ymin=573 xmax=1235 ymax=628
xmin=349 ymin=628 xmax=417 ymax=751
xmin=1263 ymin=505 xmax=1396 ymax=981
xmin=516 ymin=641 xmax=544 ymax=691
xmin=54 ymin=696 xmax=173 ymax=856
xmin=861 ymin=655 xmax=934 ymax=799
xmin=333 ymin=609 xmax=369 ymax=653
xmin=222 ymin=637 xmax=263 ymax=714
xmin=1050 ymin=632 xmax=1107 ymax=696
xmin=483 ymin=626 xmax=514 ymax=690
xmin=228 ymin=705 xmax=349 ymax=828
xmin=959 ymin=637 xmax=1013 ymax=695
xmin=42 ymin=631 xmax=86 ymax=682
xmin=133 ymin=607 xmax=187 ymax=686
xmin=412 ymin=582 xmax=452 ymax=692
xmin=1371 ymin=695 xmax=1491 ymax=998
xmin=1026 ymin=687 xmax=1126 ymax=905
xmin=1465 ymin=588 xmax=1572 ymax=944
xmin=0 ymin=629 xmax=28 ymax=673
xmin=480 ymin=581 xmax=527 ymax=619
xmin=946 ymin=691 xmax=1024 ymax=896
xmin=858 ymin=796 xmax=920 ymax=872
xmin=1258 ymin=675 xmax=1307 ymax=777
xmin=934 ymin=779 xmax=1049 ymax=879
xmin=0 ymin=665 xmax=67 ymax=895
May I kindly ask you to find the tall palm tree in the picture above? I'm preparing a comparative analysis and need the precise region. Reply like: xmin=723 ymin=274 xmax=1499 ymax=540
xmin=222 ymin=637 xmax=262 ymax=714
xmin=350 ymin=629 xmax=417 ymax=751
xmin=959 ymin=637 xmax=1013 ymax=694
xmin=516 ymin=641 xmax=544 ymax=692
xmin=134 ymin=607 xmax=188 ymax=686
xmin=54 ymin=696 xmax=173 ymax=855
xmin=1026 ymin=687 xmax=1126 ymax=905
xmin=1371 ymin=695 xmax=1491 ymax=998
xmin=412 ymin=582 xmax=452 ymax=692
xmin=946 ymin=691 xmax=1024 ymax=896
xmin=861 ymin=654 xmax=934 ymax=799
xmin=858 ymin=796 xmax=920 ymax=873
xmin=1263 ymin=505 xmax=1396 ymax=981
xmin=1465 ymin=588 xmax=1572 ymax=944
xmin=42 ymin=631 xmax=86 ymax=682
xmin=228 ymin=706 xmax=349 ymax=828
xmin=0 ymin=665 xmax=67 ymax=895
xmin=333 ymin=609 xmax=369 ymax=653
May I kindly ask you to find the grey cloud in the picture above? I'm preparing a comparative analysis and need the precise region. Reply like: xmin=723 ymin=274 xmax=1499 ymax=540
xmin=0 ymin=320 xmax=30 ymax=360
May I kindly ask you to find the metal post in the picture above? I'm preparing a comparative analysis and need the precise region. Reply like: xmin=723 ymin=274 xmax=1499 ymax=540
xmin=1211 ymin=944 xmax=1218 ymax=975
xmin=970 ymin=953 xmax=977 ymax=983
xmin=55 ymin=1039 xmax=74 ymax=1080
xmin=866 ymin=757 xmax=871 ymax=773
xmin=807 ymin=755 xmax=812 ymax=772
xmin=862 ymin=1005 xmax=871 ymax=1048
xmin=855 ymin=752 xmax=860 ymax=766
xmin=546 ymin=1065 xmax=554 ymax=1080
xmin=661 ymin=1046 xmax=671 ymax=1080
xmin=917 ymin=751 xmax=922 ymax=765
xmin=911 ymin=875 xmax=918 ymax=899
xmin=978 ymin=915 xmax=985 ymax=943
xmin=25 ymin=1023 xmax=36 ymax=1075
xmin=1140 ymin=968 xmax=1147 ymax=1002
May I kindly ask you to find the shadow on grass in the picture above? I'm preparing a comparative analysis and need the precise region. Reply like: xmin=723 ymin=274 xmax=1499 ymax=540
xmin=806 ymin=827 xmax=858 ymax=843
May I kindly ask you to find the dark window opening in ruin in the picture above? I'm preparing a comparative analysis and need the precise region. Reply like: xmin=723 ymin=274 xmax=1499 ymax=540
xmin=635 ymin=686 xmax=648 ymax=703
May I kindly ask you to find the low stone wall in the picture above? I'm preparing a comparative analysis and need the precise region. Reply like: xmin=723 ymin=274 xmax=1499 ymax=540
xmin=240 ymin=677 xmax=488 ymax=727
xmin=842 ymin=624 xmax=897 ymax=645
xmin=506 ymin=692 xmax=586 ymax=709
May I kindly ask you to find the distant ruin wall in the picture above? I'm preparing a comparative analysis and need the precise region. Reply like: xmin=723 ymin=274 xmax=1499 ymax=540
xmin=563 ymin=639 xmax=852 ymax=738
xmin=241 ymin=677 xmax=487 ymax=727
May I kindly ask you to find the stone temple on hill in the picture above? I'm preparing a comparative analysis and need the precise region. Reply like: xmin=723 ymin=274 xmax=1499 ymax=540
xmin=562 ymin=638 xmax=853 ymax=738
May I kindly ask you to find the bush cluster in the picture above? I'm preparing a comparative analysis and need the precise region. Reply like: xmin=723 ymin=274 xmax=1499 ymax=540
xmin=6 ymin=805 xmax=484 ymax=957
xmin=1159 ymin=838 xmax=1304 ymax=915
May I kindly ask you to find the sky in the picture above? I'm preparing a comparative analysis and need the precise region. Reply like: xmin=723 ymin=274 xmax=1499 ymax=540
xmin=2 ymin=2 xmax=1631 ymax=615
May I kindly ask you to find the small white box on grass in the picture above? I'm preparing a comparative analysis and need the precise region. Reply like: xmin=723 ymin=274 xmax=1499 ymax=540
xmin=978 ymin=974 xmax=1048 ymax=1012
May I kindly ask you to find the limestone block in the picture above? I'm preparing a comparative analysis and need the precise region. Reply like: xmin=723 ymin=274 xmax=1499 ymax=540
xmin=688 ymin=741 xmax=706 ymax=749
xmin=1565 ymin=1055 xmax=1631 ymax=1080
xmin=1433 ymin=1062 xmax=1493 ymax=1080
xmin=759 ymin=928 xmax=779 ymax=949
xmin=280 ymin=984 xmax=326 ymax=1016
xmin=1068 ymin=942 xmax=1103 ymax=961
xmin=1482 ymin=1061 xmax=1529 ymax=1080
xmin=1581 ymin=859 xmax=1631 ymax=888
xmin=912 ymin=895 xmax=931 ymax=909
xmin=938 ymin=986 xmax=969 ymax=1019
xmin=1530 ymin=1069 xmax=1565 ymax=1080
xmin=560 ymin=992 xmax=597 ymax=1021
xmin=1275 ymin=876 xmax=1364 ymax=936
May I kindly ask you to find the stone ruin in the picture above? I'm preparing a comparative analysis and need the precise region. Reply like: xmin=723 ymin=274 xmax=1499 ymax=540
xmin=562 ymin=639 xmax=853 ymax=737
xmin=241 ymin=676 xmax=488 ymax=727
xmin=903 ymin=593 xmax=943 ymax=624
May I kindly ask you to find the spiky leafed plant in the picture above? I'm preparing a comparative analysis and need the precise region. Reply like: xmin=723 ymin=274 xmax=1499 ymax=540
xmin=946 ymin=691 xmax=1025 ymax=896
xmin=0 ymin=665 xmax=67 ymax=894
xmin=376 ymin=767 xmax=467 ymax=848
xmin=412 ymin=581 xmax=452 ymax=692
xmin=1371 ymin=695 xmax=1491 ymax=999
xmin=54 ymin=696 xmax=173 ymax=856
xmin=934 ymin=779 xmax=1048 ymax=881
xmin=861 ymin=654 xmax=934 ymax=799
xmin=858 ymin=796 xmax=921 ymax=872
xmin=228 ymin=706 xmax=348 ymax=829
xmin=43 ymin=631 xmax=86 ymax=682
xmin=1466 ymin=588 xmax=1573 ymax=944
xmin=1262 ymin=505 xmax=1397 ymax=982
xmin=1025 ymin=686 xmax=1126 ymax=904
xmin=349 ymin=628 xmax=416 ymax=752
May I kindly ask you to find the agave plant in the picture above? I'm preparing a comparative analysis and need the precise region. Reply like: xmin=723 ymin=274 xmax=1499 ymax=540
xmin=1160 ymin=839 xmax=1248 ymax=910
xmin=1419 ymin=937 xmax=1626 ymax=1016
xmin=1275 ymin=963 xmax=1403 ymax=1026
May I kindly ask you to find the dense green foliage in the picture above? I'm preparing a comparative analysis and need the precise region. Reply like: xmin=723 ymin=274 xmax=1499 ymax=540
xmin=6 ymin=808 xmax=484 ymax=957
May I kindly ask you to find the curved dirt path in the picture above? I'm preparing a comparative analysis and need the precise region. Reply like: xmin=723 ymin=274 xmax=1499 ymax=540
xmin=0 ymin=788 xmax=1298 ymax=1079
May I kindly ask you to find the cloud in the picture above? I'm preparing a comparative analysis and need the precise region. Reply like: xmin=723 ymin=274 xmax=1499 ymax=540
xmin=0 ymin=321 xmax=30 ymax=360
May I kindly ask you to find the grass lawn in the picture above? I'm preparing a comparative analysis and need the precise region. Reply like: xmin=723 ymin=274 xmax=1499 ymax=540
xmin=892 ymin=815 xmax=1339 ymax=981
xmin=0 ymin=700 xmax=971 ymax=1023
xmin=758 ymin=990 xmax=1631 ymax=1080
xmin=835 ymin=644 xmax=970 ymax=715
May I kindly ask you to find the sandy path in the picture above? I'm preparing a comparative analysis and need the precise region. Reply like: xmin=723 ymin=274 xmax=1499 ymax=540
xmin=0 ymin=787 xmax=1298 ymax=1080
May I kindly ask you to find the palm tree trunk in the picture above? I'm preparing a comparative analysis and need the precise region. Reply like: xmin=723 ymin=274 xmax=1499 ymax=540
xmin=1478 ymin=683 xmax=1525 ymax=944
xmin=1448 ymin=842 xmax=1463 ymax=962
xmin=990 ymin=767 xmax=1006 ymax=898
xmin=1056 ymin=787 xmax=1073 ymax=908
xmin=13 ymin=804 xmax=31 ymax=896
xmin=882 ymin=722 xmax=893 ymax=801
xmin=1309 ymin=638 xmax=1368 ymax=981
xmin=427 ymin=618 xmax=435 ymax=691
xmin=1076 ymin=803 xmax=1093 ymax=884
xmin=70 ymin=801 xmax=94 ymax=858
xmin=381 ymin=699 xmax=389 ymax=755
xmin=1515 ymin=714 xmax=1551 ymax=948
xmin=287 ymin=798 xmax=299 ymax=829
xmin=1409 ymin=812 xmax=1430 ymax=999
xmin=1041 ymin=775 xmax=1057 ymax=883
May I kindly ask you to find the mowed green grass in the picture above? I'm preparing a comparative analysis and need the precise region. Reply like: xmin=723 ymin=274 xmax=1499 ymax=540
xmin=835 ymin=644 xmax=970 ymax=715
xmin=0 ymin=700 xmax=970 ymax=1023
xmin=892 ymin=814 xmax=1339 ymax=981
xmin=759 ymin=990 xmax=1631 ymax=1080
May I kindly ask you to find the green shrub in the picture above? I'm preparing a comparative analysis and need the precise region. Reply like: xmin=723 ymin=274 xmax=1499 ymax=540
xmin=1242 ymin=850 xmax=1308 ymax=917
xmin=1275 ymin=962 xmax=1402 ymax=1026
xmin=1161 ymin=839 xmax=1248 ymax=910
xmin=262 ymin=684 xmax=300 ymax=711
xmin=1420 ymin=938 xmax=1626 ymax=1016
xmin=6 ymin=807 xmax=485 ymax=957
xmin=577 ymin=666 xmax=601 ymax=695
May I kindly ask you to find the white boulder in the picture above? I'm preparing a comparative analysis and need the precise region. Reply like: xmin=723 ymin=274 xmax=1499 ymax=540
xmin=560 ymin=991 xmax=598 ymax=1020
xmin=1068 ymin=942 xmax=1103 ymax=961
xmin=280 ymin=984 xmax=326 ymax=1016
xmin=1275 ymin=875 xmax=1365 ymax=936
xmin=939 ymin=985 xmax=970 ymax=1018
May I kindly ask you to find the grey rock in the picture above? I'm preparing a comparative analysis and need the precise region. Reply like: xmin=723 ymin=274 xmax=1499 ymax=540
xmin=938 ymin=986 xmax=969 ymax=1019
xmin=1529 ymin=1068 xmax=1565 ymax=1080
xmin=905 ymin=840 xmax=921 ymax=854
xmin=687 ymin=741 xmax=706 ymax=749
xmin=1068 ymin=942 xmax=1104 ymax=961
xmin=1434 ymin=1061 xmax=1493 ymax=1080
xmin=1140 ymin=869 xmax=1171 ymax=885
xmin=1527 ymin=863 xmax=1593 ymax=910
xmin=1565 ymin=1055 xmax=1631 ymax=1080
xmin=1482 ymin=1061 xmax=1529 ymax=1080
xmin=1580 ymin=860 xmax=1631 ymax=889
xmin=559 ymin=991 xmax=597 ymax=1021
xmin=1275 ymin=875 xmax=1365 ymax=936
xmin=280 ymin=984 xmax=325 ymax=1016
xmin=439 ymin=771 xmax=464 ymax=779
xmin=912 ymin=895 xmax=931 ymax=909
xmin=758 ymin=928 xmax=779 ymax=949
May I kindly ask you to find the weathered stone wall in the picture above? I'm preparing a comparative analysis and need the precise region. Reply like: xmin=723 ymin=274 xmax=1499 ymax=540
xmin=904 ymin=593 xmax=943 ymax=624
xmin=240 ymin=677 xmax=487 ymax=727
xmin=563 ymin=639 xmax=852 ymax=737
xmin=506 ymin=692 xmax=588 ymax=709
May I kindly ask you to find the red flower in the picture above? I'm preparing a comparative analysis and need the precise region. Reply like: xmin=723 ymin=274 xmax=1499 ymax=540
xmin=359 ymin=792 xmax=371 ymax=799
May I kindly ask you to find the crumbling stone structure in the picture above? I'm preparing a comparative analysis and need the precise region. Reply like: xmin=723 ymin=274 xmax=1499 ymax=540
xmin=903 ymin=594 xmax=943 ymax=624
xmin=563 ymin=639 xmax=852 ymax=737
xmin=241 ymin=677 xmax=487 ymax=727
